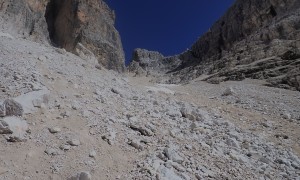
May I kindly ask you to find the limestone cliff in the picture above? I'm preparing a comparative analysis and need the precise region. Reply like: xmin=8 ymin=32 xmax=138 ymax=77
xmin=0 ymin=0 xmax=125 ymax=72
xmin=128 ymin=48 xmax=181 ymax=76
xmin=129 ymin=0 xmax=300 ymax=90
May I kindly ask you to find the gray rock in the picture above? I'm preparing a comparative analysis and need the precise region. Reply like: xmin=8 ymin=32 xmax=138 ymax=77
xmin=198 ymin=165 xmax=216 ymax=178
xmin=61 ymin=111 xmax=71 ymax=118
xmin=67 ymin=139 xmax=81 ymax=146
xmin=32 ymin=99 xmax=42 ymax=108
xmin=156 ymin=165 xmax=183 ymax=180
xmin=89 ymin=150 xmax=96 ymax=158
xmin=259 ymin=157 xmax=271 ymax=164
xmin=111 ymin=88 xmax=121 ymax=95
xmin=128 ymin=48 xmax=181 ymax=76
xmin=222 ymin=87 xmax=234 ymax=96
xmin=0 ymin=120 xmax=12 ymax=134
xmin=60 ymin=144 xmax=71 ymax=151
xmin=282 ymin=112 xmax=292 ymax=120
xmin=48 ymin=127 xmax=61 ymax=134
xmin=129 ymin=124 xmax=153 ymax=136
xmin=81 ymin=110 xmax=90 ymax=118
xmin=280 ymin=48 xmax=300 ymax=60
xmin=128 ymin=139 xmax=143 ymax=151
xmin=164 ymin=146 xmax=184 ymax=164
xmin=0 ymin=105 xmax=5 ymax=117
xmin=14 ymin=89 xmax=50 ymax=114
xmin=38 ymin=56 xmax=47 ymax=62
xmin=45 ymin=148 xmax=59 ymax=156
xmin=1 ymin=116 xmax=28 ymax=142
xmin=225 ymin=138 xmax=240 ymax=148
xmin=166 ymin=107 xmax=182 ymax=118
xmin=180 ymin=107 xmax=196 ymax=121
xmin=291 ymin=162 xmax=299 ymax=169
xmin=72 ymin=101 xmax=80 ymax=110
xmin=3 ymin=99 xmax=23 ymax=117
xmin=68 ymin=171 xmax=91 ymax=180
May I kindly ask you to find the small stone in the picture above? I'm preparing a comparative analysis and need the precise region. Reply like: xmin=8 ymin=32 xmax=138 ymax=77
xmin=259 ymin=157 xmax=270 ymax=164
xmin=89 ymin=150 xmax=96 ymax=158
xmin=81 ymin=110 xmax=90 ymax=118
xmin=129 ymin=124 xmax=153 ymax=136
xmin=95 ymin=64 xmax=102 ymax=70
xmin=156 ymin=165 xmax=182 ymax=180
xmin=61 ymin=111 xmax=70 ymax=118
xmin=222 ymin=87 xmax=234 ymax=96
xmin=225 ymin=138 xmax=240 ymax=148
xmin=282 ymin=112 xmax=292 ymax=120
xmin=68 ymin=171 xmax=91 ymax=180
xmin=48 ymin=127 xmax=61 ymax=134
xmin=0 ymin=105 xmax=5 ymax=117
xmin=0 ymin=120 xmax=12 ymax=134
xmin=72 ymin=101 xmax=80 ymax=110
xmin=67 ymin=139 xmax=81 ymax=146
xmin=13 ymin=74 xmax=23 ymax=80
xmin=111 ymin=88 xmax=123 ymax=97
xmin=164 ymin=146 xmax=184 ymax=164
xmin=291 ymin=162 xmax=299 ymax=169
xmin=32 ymin=99 xmax=42 ymax=108
xmin=38 ymin=56 xmax=47 ymax=62
xmin=60 ymin=144 xmax=71 ymax=151
xmin=128 ymin=139 xmax=143 ymax=150
xmin=101 ymin=130 xmax=116 ymax=145
xmin=45 ymin=148 xmax=58 ymax=156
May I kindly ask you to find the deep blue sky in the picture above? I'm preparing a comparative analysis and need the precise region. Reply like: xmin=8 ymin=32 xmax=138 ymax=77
xmin=105 ymin=0 xmax=235 ymax=65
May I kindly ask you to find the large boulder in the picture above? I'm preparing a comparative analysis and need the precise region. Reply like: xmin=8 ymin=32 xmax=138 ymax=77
xmin=0 ymin=117 xmax=29 ymax=142
xmin=3 ymin=99 xmax=23 ymax=117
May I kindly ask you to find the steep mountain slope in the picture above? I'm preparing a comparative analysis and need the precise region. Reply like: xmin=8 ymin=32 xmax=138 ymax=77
xmin=0 ymin=0 xmax=125 ymax=72
xmin=0 ymin=1 xmax=300 ymax=179
xmin=1 ymin=30 xmax=300 ymax=180
xmin=129 ymin=0 xmax=300 ymax=90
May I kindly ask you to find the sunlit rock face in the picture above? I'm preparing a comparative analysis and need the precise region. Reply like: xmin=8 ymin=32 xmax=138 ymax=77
xmin=130 ymin=0 xmax=300 ymax=90
xmin=0 ymin=0 xmax=125 ymax=72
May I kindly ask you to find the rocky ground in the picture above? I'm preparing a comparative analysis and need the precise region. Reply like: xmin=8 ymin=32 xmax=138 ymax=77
xmin=1 ymin=33 xmax=300 ymax=180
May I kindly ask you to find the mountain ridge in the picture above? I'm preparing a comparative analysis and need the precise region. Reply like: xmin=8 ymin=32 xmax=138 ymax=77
xmin=129 ymin=0 xmax=300 ymax=91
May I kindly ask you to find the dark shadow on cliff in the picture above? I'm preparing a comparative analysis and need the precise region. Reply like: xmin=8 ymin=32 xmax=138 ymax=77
xmin=45 ymin=0 xmax=60 ymax=47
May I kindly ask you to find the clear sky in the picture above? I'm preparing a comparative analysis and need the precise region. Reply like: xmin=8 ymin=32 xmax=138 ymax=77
xmin=105 ymin=0 xmax=235 ymax=65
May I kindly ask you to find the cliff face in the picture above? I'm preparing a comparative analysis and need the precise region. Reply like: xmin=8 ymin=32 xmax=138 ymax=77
xmin=129 ymin=0 xmax=300 ymax=90
xmin=186 ymin=0 xmax=300 ymax=66
xmin=128 ymin=48 xmax=181 ymax=76
xmin=0 ymin=0 xmax=125 ymax=72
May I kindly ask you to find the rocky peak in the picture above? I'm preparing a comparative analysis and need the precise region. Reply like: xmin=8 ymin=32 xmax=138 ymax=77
xmin=132 ymin=48 xmax=164 ymax=63
xmin=0 ymin=0 xmax=125 ymax=72
xmin=128 ymin=48 xmax=181 ymax=77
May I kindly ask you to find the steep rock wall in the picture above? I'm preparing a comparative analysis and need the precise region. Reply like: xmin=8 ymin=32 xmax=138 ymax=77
xmin=0 ymin=0 xmax=125 ymax=72
xmin=186 ymin=0 xmax=300 ymax=66
xmin=129 ymin=0 xmax=300 ymax=90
